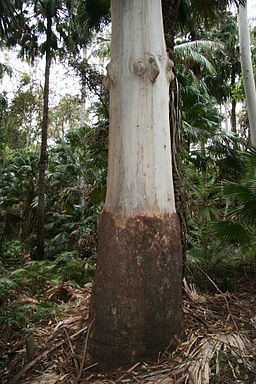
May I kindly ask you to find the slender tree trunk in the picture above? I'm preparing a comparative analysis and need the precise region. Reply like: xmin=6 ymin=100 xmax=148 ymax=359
xmin=231 ymin=99 xmax=237 ymax=134
xmin=89 ymin=0 xmax=183 ymax=368
xmin=231 ymin=69 xmax=237 ymax=134
xmin=80 ymin=47 xmax=87 ymax=126
xmin=61 ymin=116 xmax=65 ymax=140
xmin=224 ymin=102 xmax=229 ymax=131
xmin=26 ymin=109 xmax=33 ymax=150
xmin=36 ymin=14 xmax=52 ymax=260
xmin=238 ymin=2 xmax=256 ymax=146
xmin=200 ymin=140 xmax=207 ymax=186
xmin=162 ymin=0 xmax=188 ymax=269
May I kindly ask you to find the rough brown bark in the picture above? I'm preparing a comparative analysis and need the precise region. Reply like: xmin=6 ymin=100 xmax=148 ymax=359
xmin=89 ymin=211 xmax=184 ymax=369
xmin=36 ymin=14 xmax=52 ymax=260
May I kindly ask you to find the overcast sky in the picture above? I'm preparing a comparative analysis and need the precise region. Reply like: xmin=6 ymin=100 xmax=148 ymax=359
xmin=248 ymin=0 xmax=256 ymax=18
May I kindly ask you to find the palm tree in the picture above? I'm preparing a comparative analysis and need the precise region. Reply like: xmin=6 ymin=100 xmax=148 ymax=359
xmin=13 ymin=0 xmax=88 ymax=260
xmin=35 ymin=0 xmax=57 ymax=260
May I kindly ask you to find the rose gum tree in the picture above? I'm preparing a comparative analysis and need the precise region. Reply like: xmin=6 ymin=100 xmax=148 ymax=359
xmin=88 ymin=0 xmax=183 ymax=368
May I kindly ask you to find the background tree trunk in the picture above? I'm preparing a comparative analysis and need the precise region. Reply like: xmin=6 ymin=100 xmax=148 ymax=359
xmin=231 ymin=99 xmax=237 ymax=134
xmin=80 ymin=47 xmax=87 ymax=126
xmin=238 ymin=1 xmax=256 ymax=146
xmin=88 ymin=0 xmax=184 ymax=368
xmin=162 ymin=0 xmax=188 ymax=270
xmin=36 ymin=14 xmax=52 ymax=260
xmin=231 ymin=68 xmax=237 ymax=134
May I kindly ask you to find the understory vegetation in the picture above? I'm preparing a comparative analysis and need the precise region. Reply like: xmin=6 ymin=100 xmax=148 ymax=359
xmin=0 ymin=0 xmax=256 ymax=382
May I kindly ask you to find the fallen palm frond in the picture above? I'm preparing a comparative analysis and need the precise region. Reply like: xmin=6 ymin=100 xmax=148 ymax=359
xmin=183 ymin=278 xmax=206 ymax=304
xmin=185 ymin=332 xmax=255 ymax=384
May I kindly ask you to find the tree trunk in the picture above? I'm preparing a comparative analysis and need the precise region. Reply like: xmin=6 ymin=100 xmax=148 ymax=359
xmin=238 ymin=2 xmax=256 ymax=146
xmin=231 ymin=99 xmax=237 ymax=134
xmin=88 ymin=0 xmax=183 ymax=368
xmin=224 ymin=102 xmax=229 ymax=131
xmin=230 ymin=69 xmax=237 ymax=134
xmin=162 ymin=0 xmax=187 ymax=270
xmin=80 ymin=47 xmax=87 ymax=126
xmin=36 ymin=14 xmax=52 ymax=260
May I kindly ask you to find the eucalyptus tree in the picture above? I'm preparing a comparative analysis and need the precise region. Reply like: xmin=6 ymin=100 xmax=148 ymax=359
xmin=238 ymin=1 xmax=256 ymax=145
xmin=88 ymin=0 xmax=183 ymax=367
xmin=82 ymin=0 xmax=250 ymax=368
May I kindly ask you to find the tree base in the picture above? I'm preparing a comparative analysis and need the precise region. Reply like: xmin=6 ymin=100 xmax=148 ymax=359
xmin=88 ymin=210 xmax=184 ymax=369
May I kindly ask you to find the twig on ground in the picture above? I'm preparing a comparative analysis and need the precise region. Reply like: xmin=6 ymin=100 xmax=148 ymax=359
xmin=197 ymin=266 xmax=239 ymax=331
xmin=117 ymin=362 xmax=141 ymax=382
xmin=64 ymin=327 xmax=80 ymax=375
xmin=76 ymin=319 xmax=94 ymax=383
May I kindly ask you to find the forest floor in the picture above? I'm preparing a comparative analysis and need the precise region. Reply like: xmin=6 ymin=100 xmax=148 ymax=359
xmin=1 ymin=271 xmax=256 ymax=384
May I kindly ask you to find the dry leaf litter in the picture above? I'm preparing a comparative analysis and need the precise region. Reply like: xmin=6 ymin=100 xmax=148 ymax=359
xmin=1 ymin=277 xmax=255 ymax=384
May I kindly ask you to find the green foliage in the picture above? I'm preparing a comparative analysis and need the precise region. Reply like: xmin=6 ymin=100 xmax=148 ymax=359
xmin=0 ymin=264 xmax=56 ymax=334
xmin=0 ymin=274 xmax=18 ymax=303
xmin=178 ymin=68 xmax=222 ymax=145
xmin=211 ymin=147 xmax=256 ymax=244
xmin=1 ymin=240 xmax=22 ymax=260
xmin=77 ymin=0 xmax=110 ymax=33
xmin=231 ymin=64 xmax=256 ymax=103
xmin=11 ymin=260 xmax=59 ymax=293
xmin=0 ymin=300 xmax=56 ymax=332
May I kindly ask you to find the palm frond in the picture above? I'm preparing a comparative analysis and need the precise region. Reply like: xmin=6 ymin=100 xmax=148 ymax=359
xmin=211 ymin=221 xmax=251 ymax=244
xmin=223 ymin=183 xmax=254 ymax=201
xmin=175 ymin=41 xmax=219 ymax=75
xmin=242 ymin=146 xmax=256 ymax=172
xmin=183 ymin=121 xmax=212 ymax=141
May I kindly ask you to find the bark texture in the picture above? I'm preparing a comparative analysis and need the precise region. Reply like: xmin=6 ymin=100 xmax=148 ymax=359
xmin=89 ymin=211 xmax=183 ymax=368
xmin=88 ymin=0 xmax=184 ymax=368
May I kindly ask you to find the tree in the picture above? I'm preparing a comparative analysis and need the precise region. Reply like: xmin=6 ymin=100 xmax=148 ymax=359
xmin=88 ymin=0 xmax=183 ymax=368
xmin=238 ymin=1 xmax=256 ymax=146
xmin=35 ymin=0 xmax=55 ymax=260
xmin=2 ymin=73 xmax=43 ymax=150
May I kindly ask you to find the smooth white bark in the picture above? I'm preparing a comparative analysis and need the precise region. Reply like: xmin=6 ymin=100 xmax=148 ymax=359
xmin=104 ymin=0 xmax=176 ymax=217
xmin=238 ymin=2 xmax=256 ymax=146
